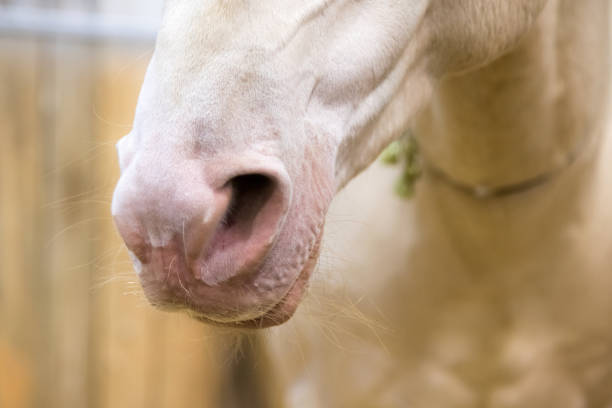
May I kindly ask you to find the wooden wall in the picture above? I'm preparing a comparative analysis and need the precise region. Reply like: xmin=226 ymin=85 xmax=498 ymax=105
xmin=0 ymin=35 xmax=222 ymax=408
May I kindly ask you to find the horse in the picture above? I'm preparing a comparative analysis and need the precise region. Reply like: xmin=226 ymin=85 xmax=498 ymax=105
xmin=112 ymin=0 xmax=612 ymax=406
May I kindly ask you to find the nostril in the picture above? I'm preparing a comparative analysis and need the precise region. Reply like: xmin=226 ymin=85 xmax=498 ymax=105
xmin=188 ymin=170 xmax=290 ymax=285
xmin=182 ymin=172 xmax=285 ymax=285
xmin=199 ymin=171 xmax=288 ymax=283
xmin=113 ymin=164 xmax=291 ymax=287
xmin=223 ymin=173 xmax=276 ymax=234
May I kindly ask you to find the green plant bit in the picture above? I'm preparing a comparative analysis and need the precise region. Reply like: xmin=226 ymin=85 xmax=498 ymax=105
xmin=379 ymin=131 xmax=421 ymax=198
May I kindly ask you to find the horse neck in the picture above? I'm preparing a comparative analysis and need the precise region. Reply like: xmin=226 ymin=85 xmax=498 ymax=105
xmin=415 ymin=0 xmax=609 ymax=190
xmin=410 ymin=0 xmax=610 ymax=273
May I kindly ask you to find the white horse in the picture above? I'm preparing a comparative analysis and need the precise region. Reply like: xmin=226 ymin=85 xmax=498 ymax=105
xmin=112 ymin=0 xmax=612 ymax=406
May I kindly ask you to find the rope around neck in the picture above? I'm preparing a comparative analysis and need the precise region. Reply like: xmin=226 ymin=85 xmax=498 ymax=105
xmin=380 ymin=129 xmax=596 ymax=199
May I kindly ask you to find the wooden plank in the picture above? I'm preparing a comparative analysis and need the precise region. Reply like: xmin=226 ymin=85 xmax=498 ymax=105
xmin=0 ymin=36 xmax=39 ymax=408
xmin=45 ymin=40 xmax=97 ymax=408
xmin=0 ymin=36 xmax=52 ymax=408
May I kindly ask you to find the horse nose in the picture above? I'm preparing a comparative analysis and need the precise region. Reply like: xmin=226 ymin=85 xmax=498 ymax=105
xmin=112 ymin=164 xmax=291 ymax=287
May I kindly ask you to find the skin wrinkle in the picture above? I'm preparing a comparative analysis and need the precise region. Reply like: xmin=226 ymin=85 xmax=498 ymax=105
xmin=268 ymin=0 xmax=342 ymax=54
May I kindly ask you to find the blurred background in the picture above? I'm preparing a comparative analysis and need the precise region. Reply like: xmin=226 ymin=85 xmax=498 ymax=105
xmin=0 ymin=1 xmax=231 ymax=407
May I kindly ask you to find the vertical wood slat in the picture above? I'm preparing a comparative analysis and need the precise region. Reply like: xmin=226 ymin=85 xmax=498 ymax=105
xmin=47 ymin=40 xmax=95 ymax=408
xmin=0 ymin=36 xmax=42 ymax=408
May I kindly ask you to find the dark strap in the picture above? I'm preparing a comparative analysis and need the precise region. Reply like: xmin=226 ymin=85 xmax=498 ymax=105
xmin=217 ymin=333 xmax=279 ymax=408
xmin=422 ymin=133 xmax=598 ymax=199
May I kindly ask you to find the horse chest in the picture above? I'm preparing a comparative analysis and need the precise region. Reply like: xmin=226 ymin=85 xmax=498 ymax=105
xmin=393 ymin=288 xmax=612 ymax=408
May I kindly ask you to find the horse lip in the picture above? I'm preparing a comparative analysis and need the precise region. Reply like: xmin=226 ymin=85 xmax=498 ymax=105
xmin=135 ymin=225 xmax=322 ymax=328
xmin=191 ymin=228 xmax=323 ymax=329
